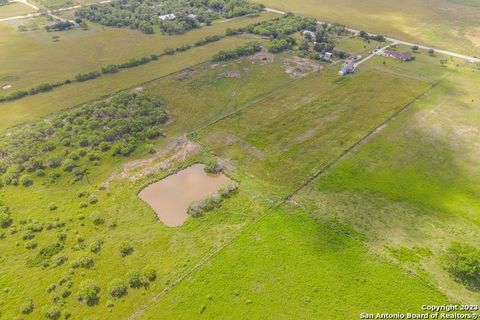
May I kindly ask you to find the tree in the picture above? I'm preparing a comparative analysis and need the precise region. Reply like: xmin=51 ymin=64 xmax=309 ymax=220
xmin=77 ymin=280 xmax=100 ymax=305
xmin=411 ymin=45 xmax=419 ymax=52
xmin=119 ymin=242 xmax=133 ymax=257
xmin=0 ymin=212 xmax=12 ymax=228
xmin=108 ymin=279 xmax=127 ymax=298
xmin=44 ymin=305 xmax=61 ymax=320
xmin=19 ymin=299 xmax=34 ymax=314
xmin=443 ymin=242 xmax=480 ymax=291
xmin=428 ymin=48 xmax=435 ymax=55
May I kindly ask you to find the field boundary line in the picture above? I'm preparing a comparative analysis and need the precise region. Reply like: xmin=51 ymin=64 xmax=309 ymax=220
xmin=285 ymin=72 xmax=452 ymax=200
xmin=288 ymin=200 xmax=443 ymax=292
xmin=128 ymin=73 xmax=451 ymax=319
xmin=190 ymin=62 xmax=341 ymax=136
xmin=127 ymin=201 xmax=281 ymax=320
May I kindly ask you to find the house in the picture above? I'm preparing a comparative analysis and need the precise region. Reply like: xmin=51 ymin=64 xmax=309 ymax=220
xmin=2 ymin=84 xmax=12 ymax=90
xmin=159 ymin=13 xmax=176 ymax=21
xmin=324 ymin=52 xmax=332 ymax=59
xmin=382 ymin=50 xmax=414 ymax=61
xmin=339 ymin=62 xmax=355 ymax=76
xmin=187 ymin=14 xmax=198 ymax=19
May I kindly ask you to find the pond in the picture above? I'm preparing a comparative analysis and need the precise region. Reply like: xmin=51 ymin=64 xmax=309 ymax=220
xmin=138 ymin=164 xmax=231 ymax=227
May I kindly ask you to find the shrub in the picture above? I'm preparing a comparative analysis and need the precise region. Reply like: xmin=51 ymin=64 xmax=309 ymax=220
xmin=204 ymin=159 xmax=220 ymax=174
xmin=218 ymin=181 xmax=239 ymax=198
xmin=27 ymin=242 xmax=64 ymax=267
xmin=90 ymin=213 xmax=103 ymax=225
xmin=108 ymin=279 xmax=127 ymax=298
xmin=20 ymin=299 xmax=34 ymax=314
xmin=187 ymin=194 xmax=221 ymax=217
xmin=163 ymin=47 xmax=175 ymax=55
xmin=443 ymin=242 xmax=480 ymax=291
xmin=75 ymin=71 xmax=101 ymax=82
xmin=77 ymin=280 xmax=100 ymax=305
xmin=145 ymin=144 xmax=156 ymax=154
xmin=267 ymin=37 xmax=295 ymax=53
xmin=72 ymin=255 xmax=94 ymax=269
xmin=28 ymin=83 xmax=53 ymax=95
xmin=0 ymin=212 xmax=12 ymax=228
xmin=46 ymin=283 xmax=57 ymax=293
xmin=176 ymin=44 xmax=192 ymax=52
xmin=20 ymin=175 xmax=34 ymax=187
xmin=119 ymin=242 xmax=133 ymax=257
xmin=25 ymin=241 xmax=37 ymax=249
xmin=54 ymin=255 xmax=68 ymax=266
xmin=213 ymin=42 xmax=261 ymax=62
xmin=49 ymin=203 xmax=57 ymax=211
xmin=44 ymin=305 xmax=61 ymax=320
xmin=143 ymin=266 xmax=156 ymax=282
xmin=61 ymin=289 xmax=71 ymax=298
xmin=90 ymin=240 xmax=103 ymax=254
xmin=101 ymin=64 xmax=119 ymax=74
xmin=127 ymin=271 xmax=149 ymax=288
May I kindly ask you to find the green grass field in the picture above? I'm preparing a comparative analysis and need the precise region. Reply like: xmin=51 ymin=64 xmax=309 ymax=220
xmin=1 ymin=7 xmax=480 ymax=318
xmin=256 ymin=0 xmax=480 ymax=56
xmin=140 ymin=204 xmax=448 ymax=319
xmin=0 ymin=2 xmax=36 ymax=18
xmin=295 ymin=58 xmax=480 ymax=303
xmin=334 ymin=37 xmax=380 ymax=56
xmin=196 ymin=64 xmax=429 ymax=197
xmin=0 ymin=34 xmax=267 ymax=131
xmin=0 ymin=47 xmax=456 ymax=319
xmin=0 ymin=12 xmax=278 ymax=92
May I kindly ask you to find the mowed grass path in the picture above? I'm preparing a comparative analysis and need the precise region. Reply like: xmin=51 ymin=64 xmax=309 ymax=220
xmin=256 ymin=0 xmax=480 ymax=56
xmin=0 ymin=12 xmax=278 ymax=91
xmin=0 ymin=34 xmax=263 ymax=131
xmin=197 ymin=67 xmax=429 ymax=196
xmin=140 ymin=205 xmax=448 ymax=319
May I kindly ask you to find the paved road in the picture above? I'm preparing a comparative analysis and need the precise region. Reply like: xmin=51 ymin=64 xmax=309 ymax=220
xmin=265 ymin=7 xmax=480 ymax=63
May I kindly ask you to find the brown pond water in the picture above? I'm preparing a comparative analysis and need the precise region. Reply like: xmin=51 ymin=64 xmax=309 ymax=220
xmin=138 ymin=164 xmax=230 ymax=227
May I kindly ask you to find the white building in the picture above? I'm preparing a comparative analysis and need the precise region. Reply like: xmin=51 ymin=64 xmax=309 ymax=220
xmin=159 ymin=13 xmax=176 ymax=21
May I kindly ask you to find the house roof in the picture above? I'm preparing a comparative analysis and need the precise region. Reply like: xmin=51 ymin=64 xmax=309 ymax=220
xmin=384 ymin=50 xmax=413 ymax=60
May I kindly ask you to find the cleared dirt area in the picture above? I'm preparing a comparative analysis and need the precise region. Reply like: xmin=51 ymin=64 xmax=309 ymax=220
xmin=110 ymin=136 xmax=201 ymax=182
xmin=138 ymin=164 xmax=231 ymax=227
xmin=282 ymin=57 xmax=321 ymax=78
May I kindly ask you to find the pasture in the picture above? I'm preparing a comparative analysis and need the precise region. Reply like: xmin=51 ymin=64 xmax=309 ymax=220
xmin=0 ymin=12 xmax=278 ymax=92
xmin=295 ymin=59 xmax=480 ymax=303
xmin=1 ymin=3 xmax=479 ymax=315
xmin=0 ymin=34 xmax=266 ymax=130
xmin=140 ymin=204 xmax=448 ymax=319
xmin=0 ymin=47 xmax=455 ymax=319
xmin=0 ymin=2 xmax=36 ymax=18
xmin=195 ymin=65 xmax=429 ymax=196
xmin=256 ymin=0 xmax=480 ymax=56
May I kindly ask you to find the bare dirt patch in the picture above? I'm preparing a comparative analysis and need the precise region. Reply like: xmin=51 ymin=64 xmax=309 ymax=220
xmin=282 ymin=57 xmax=322 ymax=79
xmin=222 ymin=71 xmax=241 ymax=78
xmin=131 ymin=87 xmax=144 ymax=93
xmin=138 ymin=164 xmax=231 ymax=227
xmin=108 ymin=136 xmax=201 ymax=183
xmin=175 ymin=68 xmax=195 ymax=80
xmin=249 ymin=48 xmax=274 ymax=64
xmin=464 ymin=27 xmax=480 ymax=48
